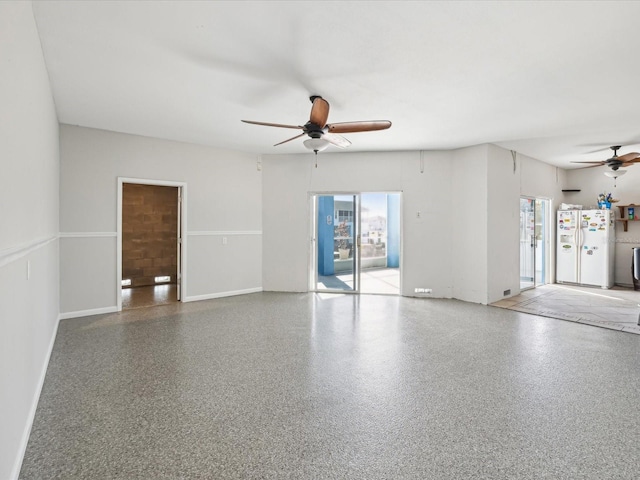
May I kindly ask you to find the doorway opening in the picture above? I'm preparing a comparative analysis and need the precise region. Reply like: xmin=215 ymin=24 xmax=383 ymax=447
xmin=519 ymin=197 xmax=549 ymax=291
xmin=311 ymin=192 xmax=401 ymax=295
xmin=117 ymin=178 xmax=186 ymax=310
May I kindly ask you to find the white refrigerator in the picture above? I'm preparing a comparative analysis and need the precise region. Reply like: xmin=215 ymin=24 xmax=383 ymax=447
xmin=556 ymin=209 xmax=615 ymax=288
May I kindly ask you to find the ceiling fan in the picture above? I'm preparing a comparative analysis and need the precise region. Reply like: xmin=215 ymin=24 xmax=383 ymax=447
xmin=571 ymin=146 xmax=640 ymax=171
xmin=241 ymin=95 xmax=391 ymax=153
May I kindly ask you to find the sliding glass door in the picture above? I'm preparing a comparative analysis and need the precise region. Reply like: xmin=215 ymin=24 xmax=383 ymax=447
xmin=311 ymin=192 xmax=401 ymax=295
xmin=519 ymin=197 xmax=549 ymax=290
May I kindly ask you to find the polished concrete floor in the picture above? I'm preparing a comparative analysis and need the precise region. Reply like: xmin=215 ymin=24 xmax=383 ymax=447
xmin=492 ymin=284 xmax=640 ymax=335
xmin=20 ymin=293 xmax=640 ymax=479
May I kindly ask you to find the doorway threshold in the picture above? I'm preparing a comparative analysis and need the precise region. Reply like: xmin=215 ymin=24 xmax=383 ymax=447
xmin=122 ymin=284 xmax=178 ymax=310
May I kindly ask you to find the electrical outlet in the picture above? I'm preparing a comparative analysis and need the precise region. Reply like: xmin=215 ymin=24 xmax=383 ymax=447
xmin=222 ymin=237 xmax=228 ymax=245
xmin=414 ymin=288 xmax=432 ymax=294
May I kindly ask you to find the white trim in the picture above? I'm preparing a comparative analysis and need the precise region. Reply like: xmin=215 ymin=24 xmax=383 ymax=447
xmin=117 ymin=178 xmax=187 ymax=311
xmin=188 ymin=231 xmax=262 ymax=236
xmin=59 ymin=232 xmax=117 ymax=238
xmin=183 ymin=287 xmax=263 ymax=303
xmin=117 ymin=181 xmax=123 ymax=311
xmin=0 ymin=235 xmax=57 ymax=269
xmin=10 ymin=313 xmax=61 ymax=480
xmin=59 ymin=306 xmax=119 ymax=320
xmin=114 ymin=177 xmax=184 ymax=187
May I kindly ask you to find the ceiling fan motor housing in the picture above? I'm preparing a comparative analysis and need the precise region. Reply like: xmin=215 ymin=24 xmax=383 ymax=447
xmin=304 ymin=122 xmax=324 ymax=138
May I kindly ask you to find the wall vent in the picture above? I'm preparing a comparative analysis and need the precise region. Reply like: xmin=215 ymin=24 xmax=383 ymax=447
xmin=503 ymin=289 xmax=511 ymax=296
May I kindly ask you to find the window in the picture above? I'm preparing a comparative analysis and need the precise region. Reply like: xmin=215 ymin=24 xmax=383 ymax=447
xmin=155 ymin=276 xmax=171 ymax=283
xmin=335 ymin=209 xmax=353 ymax=223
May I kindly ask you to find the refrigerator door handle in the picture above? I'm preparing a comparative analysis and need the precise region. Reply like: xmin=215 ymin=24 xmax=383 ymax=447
xmin=576 ymin=224 xmax=582 ymax=247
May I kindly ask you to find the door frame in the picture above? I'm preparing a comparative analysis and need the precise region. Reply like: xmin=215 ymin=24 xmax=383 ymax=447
xmin=309 ymin=191 xmax=403 ymax=295
xmin=116 ymin=177 xmax=187 ymax=311
xmin=520 ymin=195 xmax=550 ymax=291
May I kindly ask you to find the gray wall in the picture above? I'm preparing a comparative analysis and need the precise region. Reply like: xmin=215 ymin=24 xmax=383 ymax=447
xmin=59 ymin=125 xmax=263 ymax=315
xmin=0 ymin=2 xmax=60 ymax=478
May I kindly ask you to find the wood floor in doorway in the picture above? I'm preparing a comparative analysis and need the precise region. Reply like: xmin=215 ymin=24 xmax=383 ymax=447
xmin=122 ymin=284 xmax=178 ymax=309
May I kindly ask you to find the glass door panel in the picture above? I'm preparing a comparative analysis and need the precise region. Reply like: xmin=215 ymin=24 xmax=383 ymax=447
xmin=315 ymin=194 xmax=359 ymax=292
xmin=520 ymin=198 xmax=535 ymax=290
xmin=534 ymin=199 xmax=547 ymax=286
xmin=360 ymin=193 xmax=400 ymax=295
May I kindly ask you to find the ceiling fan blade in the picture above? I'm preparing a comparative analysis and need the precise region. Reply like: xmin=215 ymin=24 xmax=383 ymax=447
xmin=241 ymin=120 xmax=303 ymax=129
xmin=327 ymin=120 xmax=392 ymax=134
xmin=309 ymin=97 xmax=330 ymax=127
xmin=620 ymin=159 xmax=640 ymax=166
xmin=617 ymin=152 xmax=640 ymax=162
xmin=322 ymin=132 xmax=351 ymax=149
xmin=570 ymin=161 xmax=606 ymax=164
xmin=273 ymin=132 xmax=306 ymax=146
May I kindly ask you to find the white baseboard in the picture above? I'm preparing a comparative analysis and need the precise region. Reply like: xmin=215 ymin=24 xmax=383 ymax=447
xmin=10 ymin=313 xmax=61 ymax=480
xmin=184 ymin=287 xmax=263 ymax=303
xmin=59 ymin=305 xmax=118 ymax=320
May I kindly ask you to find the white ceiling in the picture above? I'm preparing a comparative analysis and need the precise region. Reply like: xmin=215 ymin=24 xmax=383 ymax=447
xmin=31 ymin=0 xmax=640 ymax=168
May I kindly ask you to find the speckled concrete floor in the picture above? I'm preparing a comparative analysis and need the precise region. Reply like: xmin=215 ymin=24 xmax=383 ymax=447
xmin=20 ymin=293 xmax=640 ymax=479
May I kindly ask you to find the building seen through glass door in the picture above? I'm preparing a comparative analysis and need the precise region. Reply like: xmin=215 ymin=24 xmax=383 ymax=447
xmin=312 ymin=192 xmax=400 ymax=295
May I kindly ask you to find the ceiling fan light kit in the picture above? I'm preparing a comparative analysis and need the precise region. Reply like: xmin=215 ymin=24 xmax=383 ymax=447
xmin=241 ymin=95 xmax=391 ymax=155
xmin=604 ymin=169 xmax=626 ymax=178
xmin=303 ymin=138 xmax=330 ymax=152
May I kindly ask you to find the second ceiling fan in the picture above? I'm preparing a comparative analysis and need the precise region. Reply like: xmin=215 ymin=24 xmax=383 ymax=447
xmin=241 ymin=95 xmax=391 ymax=152
xmin=571 ymin=146 xmax=640 ymax=171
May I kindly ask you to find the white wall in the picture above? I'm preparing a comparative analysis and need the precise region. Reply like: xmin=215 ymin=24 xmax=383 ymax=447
xmin=59 ymin=125 xmax=262 ymax=315
xmin=0 ymin=2 xmax=60 ymax=478
xmin=484 ymin=147 xmax=566 ymax=303
xmin=262 ymin=145 xmax=564 ymax=305
xmin=565 ymin=165 xmax=640 ymax=286
xmin=262 ymin=150 xmax=454 ymax=297
xmin=487 ymin=145 xmax=520 ymax=303
xmin=451 ymin=145 xmax=489 ymax=303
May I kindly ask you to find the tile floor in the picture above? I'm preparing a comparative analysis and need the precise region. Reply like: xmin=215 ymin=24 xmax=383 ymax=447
xmin=20 ymin=292 xmax=640 ymax=479
xmin=491 ymin=284 xmax=640 ymax=335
